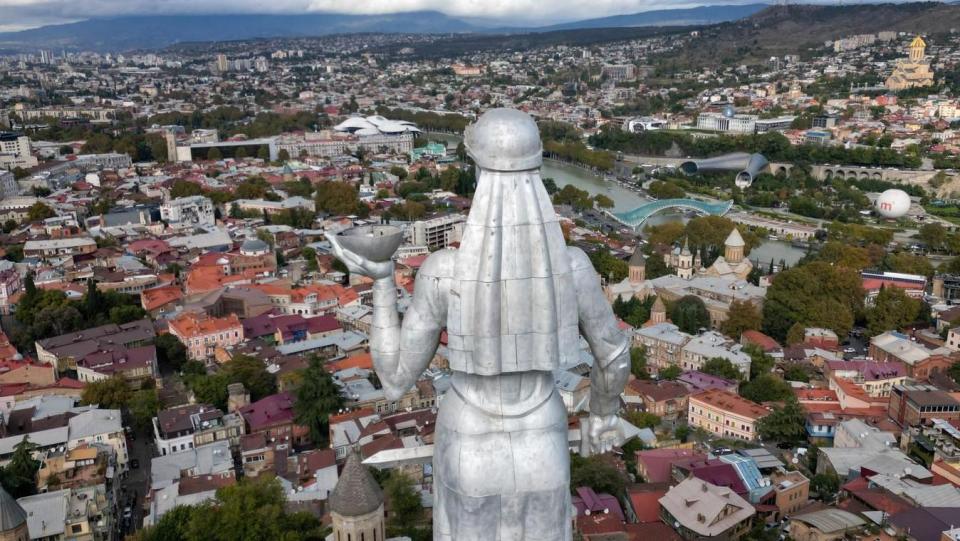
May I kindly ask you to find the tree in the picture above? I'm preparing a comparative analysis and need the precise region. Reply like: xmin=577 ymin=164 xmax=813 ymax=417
xmin=720 ymin=300 xmax=762 ymax=339
xmin=674 ymin=424 xmax=691 ymax=443
xmin=762 ymin=261 xmax=863 ymax=342
xmin=293 ymin=356 xmax=343 ymax=445
xmin=659 ymin=365 xmax=682 ymax=380
xmin=315 ymin=181 xmax=363 ymax=216
xmin=810 ymin=473 xmax=840 ymax=501
xmin=624 ymin=411 xmax=660 ymax=429
xmin=756 ymin=396 xmax=806 ymax=444
xmin=178 ymin=476 xmax=325 ymax=541
xmin=744 ymin=344 xmax=775 ymax=380
xmin=223 ymin=355 xmax=276 ymax=402
xmin=701 ymin=357 xmax=742 ymax=381
xmin=301 ymin=246 xmax=319 ymax=272
xmin=783 ymin=364 xmax=810 ymax=383
xmin=552 ymin=185 xmax=593 ymax=211
xmin=669 ymin=295 xmax=710 ymax=334
xmin=129 ymin=389 xmax=160 ymax=430
xmin=207 ymin=147 xmax=222 ymax=161
xmin=384 ymin=470 xmax=425 ymax=536
xmin=26 ymin=202 xmax=55 ymax=222
xmin=866 ymin=286 xmax=922 ymax=336
xmin=170 ymin=180 xmax=204 ymax=198
xmin=235 ymin=146 xmax=248 ymax=160
xmin=884 ymin=252 xmax=934 ymax=278
xmin=156 ymin=333 xmax=189 ymax=372
xmin=257 ymin=145 xmax=270 ymax=160
xmin=740 ymin=374 xmax=793 ymax=403
xmin=569 ymin=453 xmax=628 ymax=498
xmin=919 ymin=223 xmax=948 ymax=252
xmin=132 ymin=505 xmax=198 ymax=541
xmin=630 ymin=347 xmax=649 ymax=379
xmin=0 ymin=436 xmax=39 ymax=498
xmin=593 ymin=194 xmax=615 ymax=208
xmin=81 ymin=376 xmax=132 ymax=409
xmin=110 ymin=304 xmax=146 ymax=325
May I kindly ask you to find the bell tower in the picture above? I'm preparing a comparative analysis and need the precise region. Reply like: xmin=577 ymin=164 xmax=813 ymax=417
xmin=628 ymin=249 xmax=646 ymax=284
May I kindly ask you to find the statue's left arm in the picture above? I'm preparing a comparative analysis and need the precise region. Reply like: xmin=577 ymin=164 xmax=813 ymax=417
xmin=568 ymin=247 xmax=630 ymax=417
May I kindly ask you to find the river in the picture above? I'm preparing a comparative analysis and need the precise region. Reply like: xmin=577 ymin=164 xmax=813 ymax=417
xmin=424 ymin=132 xmax=806 ymax=264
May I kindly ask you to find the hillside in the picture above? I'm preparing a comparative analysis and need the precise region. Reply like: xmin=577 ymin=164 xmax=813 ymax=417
xmin=538 ymin=4 xmax=768 ymax=31
xmin=656 ymin=2 xmax=958 ymax=68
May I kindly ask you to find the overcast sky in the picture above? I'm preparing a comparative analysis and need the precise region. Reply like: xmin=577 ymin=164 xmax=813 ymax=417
xmin=0 ymin=0 xmax=920 ymax=32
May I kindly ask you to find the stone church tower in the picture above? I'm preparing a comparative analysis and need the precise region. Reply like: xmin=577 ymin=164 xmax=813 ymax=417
xmin=648 ymin=296 xmax=667 ymax=326
xmin=330 ymin=452 xmax=386 ymax=541
xmin=628 ymin=249 xmax=646 ymax=284
xmin=0 ymin=486 xmax=29 ymax=541
xmin=676 ymin=238 xmax=694 ymax=280
xmin=724 ymin=228 xmax=745 ymax=264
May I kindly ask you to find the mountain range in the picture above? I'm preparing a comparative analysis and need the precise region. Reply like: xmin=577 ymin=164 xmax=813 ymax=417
xmin=0 ymin=4 xmax=770 ymax=52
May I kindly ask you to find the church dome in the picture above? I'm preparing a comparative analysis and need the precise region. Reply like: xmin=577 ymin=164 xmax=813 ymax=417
xmin=240 ymin=238 xmax=270 ymax=256
xmin=0 ymin=486 xmax=27 ymax=533
xmin=724 ymin=228 xmax=745 ymax=248
xmin=329 ymin=452 xmax=383 ymax=517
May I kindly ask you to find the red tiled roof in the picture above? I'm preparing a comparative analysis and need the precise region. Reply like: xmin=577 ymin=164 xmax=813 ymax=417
xmin=690 ymin=389 xmax=770 ymax=420
xmin=239 ymin=392 xmax=296 ymax=431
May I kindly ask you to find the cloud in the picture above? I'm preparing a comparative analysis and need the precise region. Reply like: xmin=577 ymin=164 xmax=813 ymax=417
xmin=0 ymin=0 xmax=926 ymax=31
xmin=0 ymin=0 xmax=759 ymax=29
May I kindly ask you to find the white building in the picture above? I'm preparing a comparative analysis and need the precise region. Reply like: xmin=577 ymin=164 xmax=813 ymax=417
xmin=161 ymin=195 xmax=215 ymax=226
xmin=410 ymin=214 xmax=465 ymax=249
xmin=680 ymin=331 xmax=752 ymax=379
xmin=235 ymin=196 xmax=315 ymax=215
xmin=0 ymin=132 xmax=37 ymax=170
xmin=67 ymin=409 xmax=128 ymax=470
xmin=0 ymin=171 xmax=18 ymax=199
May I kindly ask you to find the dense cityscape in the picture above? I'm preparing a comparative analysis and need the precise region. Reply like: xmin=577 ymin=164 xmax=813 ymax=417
xmin=3 ymin=2 xmax=960 ymax=540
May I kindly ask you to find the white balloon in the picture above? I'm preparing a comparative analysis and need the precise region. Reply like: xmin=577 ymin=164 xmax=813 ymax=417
xmin=874 ymin=189 xmax=911 ymax=219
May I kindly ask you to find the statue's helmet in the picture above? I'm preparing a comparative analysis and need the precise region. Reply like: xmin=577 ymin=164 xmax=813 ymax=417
xmin=464 ymin=108 xmax=543 ymax=171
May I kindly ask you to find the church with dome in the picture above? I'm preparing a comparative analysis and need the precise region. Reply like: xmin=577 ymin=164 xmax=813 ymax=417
xmin=606 ymin=228 xmax=764 ymax=330
xmin=886 ymin=35 xmax=935 ymax=91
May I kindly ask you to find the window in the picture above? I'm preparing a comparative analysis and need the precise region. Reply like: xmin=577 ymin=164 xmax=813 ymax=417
xmin=72 ymin=525 xmax=83 ymax=534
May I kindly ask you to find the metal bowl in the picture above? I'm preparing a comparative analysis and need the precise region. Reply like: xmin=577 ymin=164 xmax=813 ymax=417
xmin=336 ymin=225 xmax=403 ymax=262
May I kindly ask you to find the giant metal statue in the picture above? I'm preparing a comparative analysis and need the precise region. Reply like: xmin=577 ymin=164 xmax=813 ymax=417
xmin=327 ymin=108 xmax=630 ymax=540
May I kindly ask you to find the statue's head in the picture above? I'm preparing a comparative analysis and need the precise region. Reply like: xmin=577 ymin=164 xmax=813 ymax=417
xmin=464 ymin=108 xmax=542 ymax=172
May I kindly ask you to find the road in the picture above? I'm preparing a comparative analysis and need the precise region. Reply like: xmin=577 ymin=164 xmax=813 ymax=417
xmin=117 ymin=423 xmax=155 ymax=538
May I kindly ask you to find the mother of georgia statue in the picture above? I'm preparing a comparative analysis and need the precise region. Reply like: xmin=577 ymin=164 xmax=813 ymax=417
xmin=327 ymin=108 xmax=630 ymax=540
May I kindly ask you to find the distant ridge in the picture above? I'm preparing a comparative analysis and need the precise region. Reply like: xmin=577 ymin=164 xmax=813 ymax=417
xmin=535 ymin=4 xmax=769 ymax=31
xmin=0 ymin=5 xmax=770 ymax=52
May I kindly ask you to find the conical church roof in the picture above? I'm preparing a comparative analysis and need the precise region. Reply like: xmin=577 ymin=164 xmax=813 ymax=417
xmin=0 ymin=486 xmax=26 ymax=533
xmin=629 ymin=249 xmax=646 ymax=267
xmin=724 ymin=228 xmax=745 ymax=248
xmin=329 ymin=451 xmax=384 ymax=517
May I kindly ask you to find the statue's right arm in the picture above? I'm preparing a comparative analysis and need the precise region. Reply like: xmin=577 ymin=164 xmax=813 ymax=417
xmin=370 ymin=250 xmax=452 ymax=401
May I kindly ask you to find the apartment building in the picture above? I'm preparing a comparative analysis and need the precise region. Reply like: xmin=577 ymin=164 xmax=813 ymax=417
xmin=889 ymin=384 xmax=960 ymax=427
xmin=410 ymin=214 xmax=465 ymax=249
xmin=160 ymin=195 xmax=215 ymax=226
xmin=0 ymin=132 xmax=37 ymax=169
xmin=688 ymin=389 xmax=769 ymax=441
xmin=168 ymin=312 xmax=244 ymax=361
xmin=153 ymin=404 xmax=245 ymax=456
xmin=634 ymin=322 xmax=690 ymax=375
